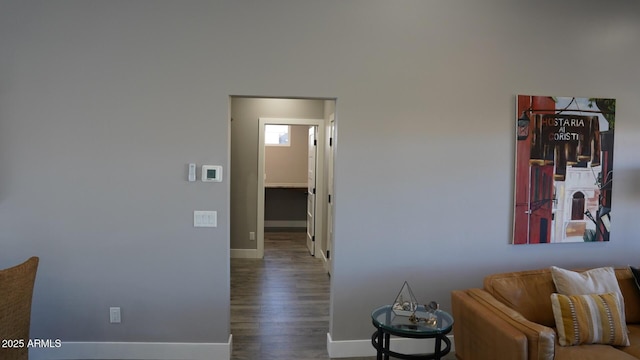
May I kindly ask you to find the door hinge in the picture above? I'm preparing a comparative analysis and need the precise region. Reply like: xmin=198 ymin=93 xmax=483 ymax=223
xmin=314 ymin=139 xmax=317 ymax=146
xmin=312 ymin=235 xmax=315 ymax=242
xmin=326 ymin=250 xmax=330 ymax=259
xmin=328 ymin=194 xmax=331 ymax=203
xmin=329 ymin=137 xmax=333 ymax=146
xmin=313 ymin=187 xmax=316 ymax=194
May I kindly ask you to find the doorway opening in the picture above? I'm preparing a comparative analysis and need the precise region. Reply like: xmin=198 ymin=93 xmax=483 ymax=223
xmin=229 ymin=96 xmax=336 ymax=358
xmin=258 ymin=118 xmax=325 ymax=258
xmin=229 ymin=96 xmax=335 ymax=269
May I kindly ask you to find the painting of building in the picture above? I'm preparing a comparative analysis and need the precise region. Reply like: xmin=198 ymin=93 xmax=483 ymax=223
xmin=513 ymin=95 xmax=615 ymax=244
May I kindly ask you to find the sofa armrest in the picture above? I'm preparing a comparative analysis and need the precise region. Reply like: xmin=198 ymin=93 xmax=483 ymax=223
xmin=452 ymin=290 xmax=528 ymax=360
xmin=463 ymin=288 xmax=556 ymax=360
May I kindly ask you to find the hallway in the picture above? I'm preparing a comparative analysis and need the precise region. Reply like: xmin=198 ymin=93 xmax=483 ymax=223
xmin=230 ymin=231 xmax=331 ymax=359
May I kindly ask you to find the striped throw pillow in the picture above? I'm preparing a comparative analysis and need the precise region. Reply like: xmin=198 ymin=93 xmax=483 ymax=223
xmin=551 ymin=292 xmax=629 ymax=347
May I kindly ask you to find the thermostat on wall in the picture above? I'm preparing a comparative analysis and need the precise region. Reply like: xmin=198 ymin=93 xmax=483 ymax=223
xmin=202 ymin=165 xmax=223 ymax=182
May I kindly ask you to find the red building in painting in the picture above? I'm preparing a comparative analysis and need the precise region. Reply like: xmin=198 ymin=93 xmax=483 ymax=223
xmin=514 ymin=96 xmax=555 ymax=244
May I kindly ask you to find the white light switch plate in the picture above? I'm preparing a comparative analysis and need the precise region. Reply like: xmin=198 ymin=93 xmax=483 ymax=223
xmin=188 ymin=163 xmax=196 ymax=182
xmin=194 ymin=211 xmax=217 ymax=227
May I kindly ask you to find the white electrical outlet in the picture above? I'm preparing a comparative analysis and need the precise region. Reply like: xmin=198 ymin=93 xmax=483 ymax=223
xmin=249 ymin=232 xmax=255 ymax=241
xmin=109 ymin=307 xmax=121 ymax=323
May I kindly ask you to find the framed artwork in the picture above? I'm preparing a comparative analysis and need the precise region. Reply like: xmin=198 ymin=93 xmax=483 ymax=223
xmin=513 ymin=95 xmax=615 ymax=244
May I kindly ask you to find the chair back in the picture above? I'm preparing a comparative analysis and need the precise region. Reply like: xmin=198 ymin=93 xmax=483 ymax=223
xmin=0 ymin=257 xmax=39 ymax=360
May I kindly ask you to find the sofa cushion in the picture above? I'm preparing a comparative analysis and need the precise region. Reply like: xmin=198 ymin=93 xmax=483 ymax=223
xmin=630 ymin=266 xmax=640 ymax=290
xmin=545 ymin=303 xmax=639 ymax=360
xmin=616 ymin=267 xmax=640 ymax=324
xmin=619 ymin=324 xmax=640 ymax=358
xmin=484 ymin=268 xmax=557 ymax=327
xmin=554 ymin=343 xmax=638 ymax=360
xmin=551 ymin=266 xmax=622 ymax=298
xmin=551 ymin=266 xmax=628 ymax=332
xmin=551 ymin=292 xmax=629 ymax=347
xmin=483 ymin=267 xmax=640 ymax=328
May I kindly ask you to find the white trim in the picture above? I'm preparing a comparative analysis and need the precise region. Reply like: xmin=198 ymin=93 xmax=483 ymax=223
xmin=264 ymin=220 xmax=306 ymax=228
xmin=326 ymin=333 xmax=455 ymax=358
xmin=30 ymin=336 xmax=232 ymax=360
xmin=319 ymin=245 xmax=329 ymax=272
xmin=326 ymin=113 xmax=336 ymax=276
xmin=230 ymin=248 xmax=259 ymax=258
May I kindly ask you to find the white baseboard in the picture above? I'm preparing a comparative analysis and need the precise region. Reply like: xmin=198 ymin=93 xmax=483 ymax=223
xmin=30 ymin=336 xmax=232 ymax=360
xmin=230 ymin=248 xmax=259 ymax=258
xmin=264 ymin=220 xmax=306 ymax=228
xmin=326 ymin=332 xmax=454 ymax=358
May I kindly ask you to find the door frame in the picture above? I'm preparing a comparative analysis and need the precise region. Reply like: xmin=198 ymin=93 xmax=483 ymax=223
xmin=325 ymin=113 xmax=335 ymax=274
xmin=257 ymin=117 xmax=326 ymax=258
xmin=307 ymin=126 xmax=317 ymax=256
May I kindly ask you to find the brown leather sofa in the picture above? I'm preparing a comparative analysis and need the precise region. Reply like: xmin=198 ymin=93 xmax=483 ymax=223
xmin=451 ymin=267 xmax=640 ymax=360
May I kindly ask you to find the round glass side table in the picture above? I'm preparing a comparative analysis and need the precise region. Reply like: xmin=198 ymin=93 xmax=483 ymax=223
xmin=371 ymin=304 xmax=454 ymax=360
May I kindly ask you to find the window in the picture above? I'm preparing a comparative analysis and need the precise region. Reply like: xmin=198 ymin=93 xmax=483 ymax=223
xmin=265 ymin=125 xmax=290 ymax=146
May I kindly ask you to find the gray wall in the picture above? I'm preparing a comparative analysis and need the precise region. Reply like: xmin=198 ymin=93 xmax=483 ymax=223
xmin=0 ymin=1 xmax=231 ymax=343
xmin=230 ymin=97 xmax=325 ymax=250
xmin=0 ymin=0 xmax=639 ymax=349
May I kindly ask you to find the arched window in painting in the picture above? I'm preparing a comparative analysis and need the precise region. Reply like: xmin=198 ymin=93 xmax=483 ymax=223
xmin=571 ymin=192 xmax=586 ymax=220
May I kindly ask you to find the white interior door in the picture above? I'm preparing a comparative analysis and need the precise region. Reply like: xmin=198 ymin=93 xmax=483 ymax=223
xmin=306 ymin=126 xmax=317 ymax=256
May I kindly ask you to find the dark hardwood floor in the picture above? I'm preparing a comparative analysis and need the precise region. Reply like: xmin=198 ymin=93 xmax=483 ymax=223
xmin=231 ymin=230 xmax=455 ymax=360
xmin=231 ymin=230 xmax=335 ymax=359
